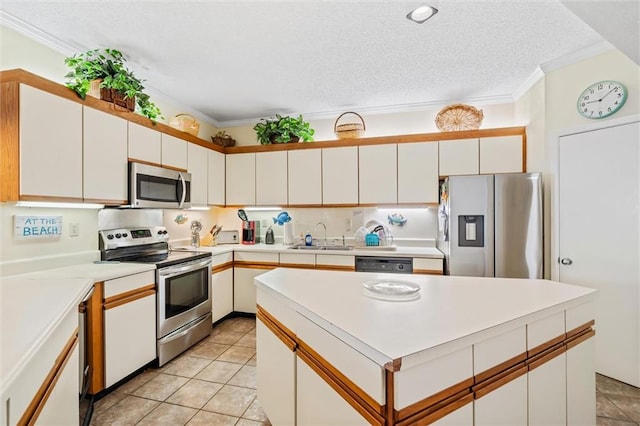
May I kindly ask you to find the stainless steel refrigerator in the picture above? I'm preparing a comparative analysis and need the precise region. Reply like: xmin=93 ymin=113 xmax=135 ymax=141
xmin=436 ymin=173 xmax=543 ymax=278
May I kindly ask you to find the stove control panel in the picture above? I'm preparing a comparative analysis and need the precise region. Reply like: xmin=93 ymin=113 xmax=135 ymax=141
xmin=99 ymin=226 xmax=169 ymax=250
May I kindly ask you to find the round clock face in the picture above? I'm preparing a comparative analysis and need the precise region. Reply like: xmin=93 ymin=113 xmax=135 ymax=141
xmin=577 ymin=80 xmax=628 ymax=119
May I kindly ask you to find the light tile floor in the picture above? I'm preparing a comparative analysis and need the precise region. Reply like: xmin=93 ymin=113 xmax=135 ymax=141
xmin=91 ymin=316 xmax=640 ymax=425
xmin=91 ymin=316 xmax=270 ymax=426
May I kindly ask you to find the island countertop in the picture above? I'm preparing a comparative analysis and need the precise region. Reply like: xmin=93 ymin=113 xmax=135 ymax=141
xmin=255 ymin=268 xmax=597 ymax=366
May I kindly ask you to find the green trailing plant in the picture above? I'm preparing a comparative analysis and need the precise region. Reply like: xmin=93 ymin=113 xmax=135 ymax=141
xmin=64 ymin=48 xmax=163 ymax=121
xmin=253 ymin=114 xmax=315 ymax=145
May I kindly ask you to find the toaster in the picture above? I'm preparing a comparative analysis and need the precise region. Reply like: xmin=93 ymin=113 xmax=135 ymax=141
xmin=216 ymin=230 xmax=239 ymax=244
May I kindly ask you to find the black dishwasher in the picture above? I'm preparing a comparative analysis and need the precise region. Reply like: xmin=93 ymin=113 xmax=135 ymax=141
xmin=355 ymin=256 xmax=413 ymax=274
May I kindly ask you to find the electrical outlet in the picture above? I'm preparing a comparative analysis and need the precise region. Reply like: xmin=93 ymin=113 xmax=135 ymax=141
xmin=69 ymin=222 xmax=80 ymax=237
xmin=345 ymin=217 xmax=352 ymax=232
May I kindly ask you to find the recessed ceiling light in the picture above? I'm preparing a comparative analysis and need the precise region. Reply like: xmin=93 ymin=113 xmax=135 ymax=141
xmin=407 ymin=5 xmax=438 ymax=24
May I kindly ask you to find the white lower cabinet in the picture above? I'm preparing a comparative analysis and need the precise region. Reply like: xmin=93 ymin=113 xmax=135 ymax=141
xmin=256 ymin=320 xmax=296 ymax=425
xmin=36 ymin=345 xmax=80 ymax=426
xmin=233 ymin=267 xmax=267 ymax=314
xmin=432 ymin=403 xmax=473 ymax=425
xmin=103 ymin=272 xmax=156 ymax=388
xmin=474 ymin=374 xmax=527 ymax=425
xmin=212 ymin=267 xmax=233 ymax=323
xmin=567 ymin=337 xmax=596 ymax=425
xmin=296 ymin=356 xmax=369 ymax=425
xmin=529 ymin=353 xmax=567 ymax=426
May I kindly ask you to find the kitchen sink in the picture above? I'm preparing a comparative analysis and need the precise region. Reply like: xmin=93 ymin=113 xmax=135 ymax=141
xmin=287 ymin=245 xmax=353 ymax=251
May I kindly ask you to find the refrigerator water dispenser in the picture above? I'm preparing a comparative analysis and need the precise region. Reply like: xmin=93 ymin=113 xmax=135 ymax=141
xmin=458 ymin=215 xmax=484 ymax=247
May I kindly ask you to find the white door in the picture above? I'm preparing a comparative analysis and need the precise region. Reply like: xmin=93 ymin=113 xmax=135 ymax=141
xmin=558 ymin=121 xmax=640 ymax=387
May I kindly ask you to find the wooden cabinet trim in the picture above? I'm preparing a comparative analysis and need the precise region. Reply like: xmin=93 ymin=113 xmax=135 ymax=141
xmin=396 ymin=390 xmax=473 ymax=426
xmin=256 ymin=305 xmax=296 ymax=351
xmin=88 ymin=282 xmax=105 ymax=394
xmin=565 ymin=328 xmax=596 ymax=351
xmin=473 ymin=363 xmax=528 ymax=399
xmin=527 ymin=333 xmax=566 ymax=358
xmin=314 ymin=265 xmax=356 ymax=272
xmin=212 ymin=261 xmax=234 ymax=274
xmin=233 ymin=261 xmax=279 ymax=269
xmin=395 ymin=377 xmax=474 ymax=422
xmin=566 ymin=320 xmax=595 ymax=339
xmin=297 ymin=342 xmax=385 ymax=425
xmin=278 ymin=263 xmax=316 ymax=269
xmin=0 ymin=81 xmax=20 ymax=201
xmin=474 ymin=352 xmax=527 ymax=384
xmin=18 ymin=328 xmax=79 ymax=426
xmin=413 ymin=269 xmax=443 ymax=275
xmin=527 ymin=343 xmax=566 ymax=371
xmin=103 ymin=283 xmax=156 ymax=309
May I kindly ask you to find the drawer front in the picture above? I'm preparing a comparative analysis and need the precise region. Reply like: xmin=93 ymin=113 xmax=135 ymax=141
xmin=296 ymin=312 xmax=384 ymax=405
xmin=104 ymin=271 xmax=155 ymax=298
xmin=280 ymin=253 xmax=315 ymax=266
xmin=316 ymin=254 xmax=355 ymax=267
xmin=527 ymin=311 xmax=565 ymax=352
xmin=474 ymin=326 xmax=526 ymax=377
xmin=211 ymin=251 xmax=233 ymax=267
xmin=234 ymin=251 xmax=279 ymax=263
xmin=565 ymin=302 xmax=595 ymax=332
xmin=413 ymin=258 xmax=443 ymax=274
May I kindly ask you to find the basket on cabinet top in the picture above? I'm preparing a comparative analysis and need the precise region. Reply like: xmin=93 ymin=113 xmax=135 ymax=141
xmin=334 ymin=111 xmax=366 ymax=139
xmin=435 ymin=104 xmax=484 ymax=131
xmin=169 ymin=113 xmax=200 ymax=136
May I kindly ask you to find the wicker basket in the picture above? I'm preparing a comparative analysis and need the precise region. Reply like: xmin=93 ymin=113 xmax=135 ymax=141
xmin=169 ymin=114 xmax=200 ymax=136
xmin=211 ymin=136 xmax=236 ymax=147
xmin=435 ymin=104 xmax=484 ymax=131
xmin=334 ymin=111 xmax=366 ymax=139
xmin=87 ymin=79 xmax=135 ymax=112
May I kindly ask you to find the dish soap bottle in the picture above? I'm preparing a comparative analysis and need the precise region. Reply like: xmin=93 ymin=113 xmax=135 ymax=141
xmin=304 ymin=232 xmax=313 ymax=246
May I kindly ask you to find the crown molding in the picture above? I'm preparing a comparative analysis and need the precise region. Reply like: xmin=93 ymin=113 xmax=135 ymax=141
xmin=512 ymin=66 xmax=545 ymax=102
xmin=0 ymin=11 xmax=78 ymax=56
xmin=539 ymin=40 xmax=615 ymax=73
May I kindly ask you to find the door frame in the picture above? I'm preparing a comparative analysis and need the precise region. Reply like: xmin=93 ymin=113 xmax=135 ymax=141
xmin=550 ymin=113 xmax=640 ymax=281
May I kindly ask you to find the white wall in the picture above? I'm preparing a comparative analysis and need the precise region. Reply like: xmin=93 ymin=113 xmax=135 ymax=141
xmin=0 ymin=205 xmax=99 ymax=276
xmin=0 ymin=25 xmax=220 ymax=140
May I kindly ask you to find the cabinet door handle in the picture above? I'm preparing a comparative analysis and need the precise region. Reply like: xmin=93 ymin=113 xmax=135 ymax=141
xmin=560 ymin=258 xmax=573 ymax=265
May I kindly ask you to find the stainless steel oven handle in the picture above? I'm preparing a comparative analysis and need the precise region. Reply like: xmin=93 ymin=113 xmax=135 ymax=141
xmin=159 ymin=258 xmax=211 ymax=276
xmin=178 ymin=173 xmax=187 ymax=208
xmin=159 ymin=315 xmax=209 ymax=344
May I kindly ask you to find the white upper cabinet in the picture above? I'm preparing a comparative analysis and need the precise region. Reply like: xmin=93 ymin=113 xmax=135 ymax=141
xmin=439 ymin=138 xmax=479 ymax=176
xmin=480 ymin=135 xmax=524 ymax=174
xmin=398 ymin=142 xmax=439 ymax=204
xmin=83 ymin=107 xmax=128 ymax=203
xmin=359 ymin=144 xmax=397 ymax=204
xmin=322 ymin=146 xmax=358 ymax=205
xmin=187 ymin=143 xmax=209 ymax=205
xmin=288 ymin=149 xmax=322 ymax=205
xmin=256 ymin=151 xmax=288 ymax=205
xmin=226 ymin=153 xmax=256 ymax=206
xmin=128 ymin=122 xmax=161 ymax=165
xmin=20 ymin=84 xmax=83 ymax=199
xmin=161 ymin=133 xmax=188 ymax=170
xmin=208 ymin=149 xmax=226 ymax=206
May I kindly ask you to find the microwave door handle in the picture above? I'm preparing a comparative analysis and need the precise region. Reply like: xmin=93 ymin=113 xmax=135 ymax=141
xmin=177 ymin=173 xmax=187 ymax=208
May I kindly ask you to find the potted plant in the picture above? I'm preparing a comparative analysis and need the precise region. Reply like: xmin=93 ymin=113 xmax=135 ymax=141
xmin=211 ymin=130 xmax=236 ymax=147
xmin=253 ymin=114 xmax=315 ymax=145
xmin=64 ymin=48 xmax=162 ymax=121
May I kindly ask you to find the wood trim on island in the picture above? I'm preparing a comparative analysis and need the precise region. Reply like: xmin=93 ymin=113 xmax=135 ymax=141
xmin=257 ymin=305 xmax=596 ymax=425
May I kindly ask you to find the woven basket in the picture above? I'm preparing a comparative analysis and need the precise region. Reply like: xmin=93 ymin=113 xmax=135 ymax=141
xmin=211 ymin=136 xmax=236 ymax=147
xmin=435 ymin=104 xmax=484 ymax=131
xmin=87 ymin=79 xmax=135 ymax=112
xmin=334 ymin=111 xmax=366 ymax=139
xmin=169 ymin=114 xmax=200 ymax=136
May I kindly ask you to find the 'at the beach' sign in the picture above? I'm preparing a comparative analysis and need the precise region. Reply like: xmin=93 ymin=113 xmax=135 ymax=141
xmin=14 ymin=215 xmax=63 ymax=239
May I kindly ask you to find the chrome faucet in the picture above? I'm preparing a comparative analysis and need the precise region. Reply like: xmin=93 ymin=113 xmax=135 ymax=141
xmin=316 ymin=222 xmax=327 ymax=245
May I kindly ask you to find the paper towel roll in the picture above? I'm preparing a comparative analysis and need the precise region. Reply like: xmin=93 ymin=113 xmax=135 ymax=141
xmin=283 ymin=222 xmax=294 ymax=245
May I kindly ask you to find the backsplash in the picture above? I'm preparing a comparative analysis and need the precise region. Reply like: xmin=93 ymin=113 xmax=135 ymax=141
xmin=163 ymin=206 xmax=438 ymax=247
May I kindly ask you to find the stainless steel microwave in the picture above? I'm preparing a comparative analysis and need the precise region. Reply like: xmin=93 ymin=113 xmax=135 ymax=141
xmin=129 ymin=162 xmax=191 ymax=209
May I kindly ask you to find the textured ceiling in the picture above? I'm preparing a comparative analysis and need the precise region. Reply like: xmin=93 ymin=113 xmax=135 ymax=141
xmin=0 ymin=1 xmax=627 ymax=127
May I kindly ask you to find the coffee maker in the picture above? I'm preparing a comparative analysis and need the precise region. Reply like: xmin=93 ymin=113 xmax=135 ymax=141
xmin=242 ymin=221 xmax=260 ymax=245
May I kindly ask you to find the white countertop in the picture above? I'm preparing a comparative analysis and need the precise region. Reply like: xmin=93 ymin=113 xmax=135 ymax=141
xmin=1 ymin=262 xmax=156 ymax=394
xmin=178 ymin=243 xmax=444 ymax=259
xmin=255 ymin=268 xmax=597 ymax=366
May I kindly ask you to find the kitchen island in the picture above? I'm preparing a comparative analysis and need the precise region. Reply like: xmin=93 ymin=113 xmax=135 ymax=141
xmin=255 ymin=268 xmax=597 ymax=425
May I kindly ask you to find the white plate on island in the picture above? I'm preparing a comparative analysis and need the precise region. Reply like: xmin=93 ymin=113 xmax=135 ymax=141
xmin=362 ymin=279 xmax=421 ymax=301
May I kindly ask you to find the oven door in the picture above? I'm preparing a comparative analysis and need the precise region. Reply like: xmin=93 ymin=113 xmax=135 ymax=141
xmin=130 ymin=162 xmax=191 ymax=209
xmin=157 ymin=257 xmax=211 ymax=338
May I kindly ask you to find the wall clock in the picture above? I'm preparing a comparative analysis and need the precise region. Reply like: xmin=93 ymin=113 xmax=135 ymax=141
xmin=577 ymin=80 xmax=628 ymax=119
